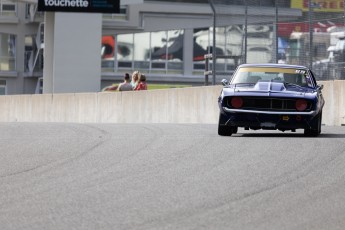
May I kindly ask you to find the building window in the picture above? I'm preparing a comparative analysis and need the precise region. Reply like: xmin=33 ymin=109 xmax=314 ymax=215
xmin=133 ymin=32 xmax=150 ymax=71
xmin=103 ymin=6 xmax=127 ymax=20
xmin=151 ymin=31 xmax=167 ymax=71
xmin=25 ymin=3 xmax=44 ymax=21
xmin=24 ymin=34 xmax=43 ymax=73
xmin=167 ymin=30 xmax=183 ymax=74
xmin=35 ymin=78 xmax=43 ymax=94
xmin=24 ymin=22 xmax=44 ymax=73
xmin=0 ymin=33 xmax=16 ymax=71
xmin=104 ymin=29 xmax=184 ymax=74
xmin=0 ymin=80 xmax=6 ymax=95
xmin=117 ymin=33 xmax=133 ymax=69
xmin=24 ymin=35 xmax=34 ymax=72
xmin=193 ymin=26 xmax=250 ymax=73
xmin=144 ymin=0 xmax=280 ymax=6
xmin=150 ymin=30 xmax=184 ymax=74
xmin=0 ymin=0 xmax=16 ymax=16
xmin=193 ymin=28 xmax=209 ymax=70
xmin=101 ymin=35 xmax=115 ymax=69
xmin=145 ymin=0 xmax=208 ymax=3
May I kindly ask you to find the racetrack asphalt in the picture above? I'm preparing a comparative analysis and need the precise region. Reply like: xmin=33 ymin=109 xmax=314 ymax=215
xmin=0 ymin=123 xmax=344 ymax=230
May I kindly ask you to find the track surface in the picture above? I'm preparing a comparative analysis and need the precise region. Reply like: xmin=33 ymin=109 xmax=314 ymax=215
xmin=1 ymin=123 xmax=345 ymax=230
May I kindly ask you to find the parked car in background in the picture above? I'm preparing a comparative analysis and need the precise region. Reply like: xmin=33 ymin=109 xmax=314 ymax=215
xmin=218 ymin=63 xmax=325 ymax=136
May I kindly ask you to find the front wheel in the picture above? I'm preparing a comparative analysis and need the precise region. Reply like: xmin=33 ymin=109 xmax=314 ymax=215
xmin=218 ymin=114 xmax=235 ymax=136
xmin=304 ymin=112 xmax=322 ymax=137
xmin=218 ymin=124 xmax=233 ymax=136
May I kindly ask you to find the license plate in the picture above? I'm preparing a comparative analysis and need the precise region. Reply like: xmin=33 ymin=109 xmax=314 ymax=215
xmin=282 ymin=116 xmax=290 ymax=121
xmin=261 ymin=122 xmax=276 ymax=128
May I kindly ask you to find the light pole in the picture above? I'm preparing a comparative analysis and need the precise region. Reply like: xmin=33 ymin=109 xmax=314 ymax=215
xmin=309 ymin=1 xmax=313 ymax=69
xmin=308 ymin=1 xmax=321 ymax=69
xmin=275 ymin=1 xmax=278 ymax=63
xmin=244 ymin=1 xmax=247 ymax=64
xmin=209 ymin=0 xmax=216 ymax=85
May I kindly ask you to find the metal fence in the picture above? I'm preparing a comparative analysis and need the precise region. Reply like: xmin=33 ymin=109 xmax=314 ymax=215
xmin=209 ymin=0 xmax=345 ymax=81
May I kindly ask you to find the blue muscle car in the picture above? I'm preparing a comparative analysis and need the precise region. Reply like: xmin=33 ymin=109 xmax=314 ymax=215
xmin=218 ymin=63 xmax=325 ymax=136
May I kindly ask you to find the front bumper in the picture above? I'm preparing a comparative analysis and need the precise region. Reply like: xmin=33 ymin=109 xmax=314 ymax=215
xmin=223 ymin=107 xmax=316 ymax=115
xmin=220 ymin=107 xmax=317 ymax=130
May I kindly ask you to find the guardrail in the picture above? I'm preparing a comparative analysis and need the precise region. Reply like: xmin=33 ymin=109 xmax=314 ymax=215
xmin=0 ymin=80 xmax=344 ymax=126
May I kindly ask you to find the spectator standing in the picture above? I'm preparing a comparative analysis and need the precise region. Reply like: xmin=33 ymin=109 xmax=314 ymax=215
xmin=134 ymin=74 xmax=148 ymax=90
xmin=118 ymin=73 xmax=133 ymax=91
xmin=131 ymin=71 xmax=140 ymax=89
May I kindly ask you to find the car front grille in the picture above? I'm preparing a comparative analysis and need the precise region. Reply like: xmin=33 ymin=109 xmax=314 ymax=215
xmin=225 ymin=96 xmax=313 ymax=112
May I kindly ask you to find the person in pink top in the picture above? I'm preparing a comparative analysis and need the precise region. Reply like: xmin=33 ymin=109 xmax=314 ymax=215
xmin=134 ymin=74 xmax=148 ymax=90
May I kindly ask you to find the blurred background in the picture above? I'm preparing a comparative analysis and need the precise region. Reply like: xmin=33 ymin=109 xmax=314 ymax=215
xmin=1 ymin=0 xmax=345 ymax=94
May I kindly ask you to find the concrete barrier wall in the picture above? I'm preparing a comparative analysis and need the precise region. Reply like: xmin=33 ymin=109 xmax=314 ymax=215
xmin=0 ymin=81 xmax=344 ymax=125
xmin=321 ymin=80 xmax=345 ymax=126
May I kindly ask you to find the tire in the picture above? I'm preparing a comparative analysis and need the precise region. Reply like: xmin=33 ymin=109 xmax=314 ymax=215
xmin=218 ymin=124 xmax=233 ymax=136
xmin=218 ymin=113 xmax=234 ymax=136
xmin=304 ymin=112 xmax=322 ymax=137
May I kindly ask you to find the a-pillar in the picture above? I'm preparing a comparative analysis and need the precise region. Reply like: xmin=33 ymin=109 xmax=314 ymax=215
xmin=43 ymin=12 xmax=102 ymax=94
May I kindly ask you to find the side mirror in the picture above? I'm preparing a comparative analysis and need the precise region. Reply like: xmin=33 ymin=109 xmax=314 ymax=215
xmin=221 ymin=79 xmax=229 ymax=86
xmin=317 ymin=84 xmax=324 ymax=90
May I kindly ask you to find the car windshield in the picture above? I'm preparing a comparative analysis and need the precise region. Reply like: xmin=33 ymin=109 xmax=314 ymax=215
xmin=231 ymin=67 xmax=312 ymax=87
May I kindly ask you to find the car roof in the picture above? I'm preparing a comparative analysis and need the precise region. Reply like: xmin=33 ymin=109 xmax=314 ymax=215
xmin=237 ymin=63 xmax=309 ymax=70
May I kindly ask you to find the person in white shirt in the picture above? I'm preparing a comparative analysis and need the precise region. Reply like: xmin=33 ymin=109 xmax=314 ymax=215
xmin=118 ymin=73 xmax=133 ymax=91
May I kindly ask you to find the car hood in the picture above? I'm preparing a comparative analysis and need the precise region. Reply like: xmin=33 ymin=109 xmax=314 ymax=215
xmin=223 ymin=81 xmax=315 ymax=98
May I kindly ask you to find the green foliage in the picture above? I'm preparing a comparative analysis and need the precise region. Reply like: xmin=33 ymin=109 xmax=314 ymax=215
xmin=148 ymin=84 xmax=192 ymax=90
